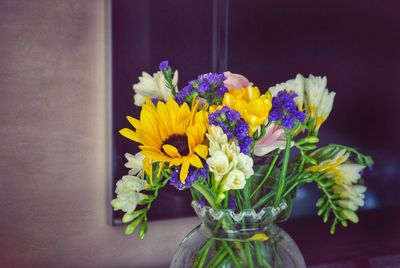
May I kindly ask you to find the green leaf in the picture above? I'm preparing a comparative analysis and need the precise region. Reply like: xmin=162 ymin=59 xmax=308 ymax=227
xmin=138 ymin=221 xmax=148 ymax=239
xmin=316 ymin=196 xmax=326 ymax=207
xmin=322 ymin=209 xmax=330 ymax=223
xmin=138 ymin=195 xmax=154 ymax=205
xmin=122 ymin=209 xmax=145 ymax=224
xmin=301 ymin=155 xmax=317 ymax=165
xmin=330 ymin=219 xmax=337 ymax=235
xmin=340 ymin=209 xmax=359 ymax=223
xmin=124 ymin=216 xmax=143 ymax=236
xmin=296 ymin=136 xmax=319 ymax=146
xmin=300 ymin=145 xmax=317 ymax=151
xmin=253 ymin=191 xmax=275 ymax=209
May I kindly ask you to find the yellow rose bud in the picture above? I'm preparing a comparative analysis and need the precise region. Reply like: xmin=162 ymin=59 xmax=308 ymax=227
xmin=223 ymin=86 xmax=272 ymax=135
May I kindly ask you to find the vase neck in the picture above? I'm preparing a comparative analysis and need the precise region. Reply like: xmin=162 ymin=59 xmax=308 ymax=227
xmin=192 ymin=201 xmax=287 ymax=240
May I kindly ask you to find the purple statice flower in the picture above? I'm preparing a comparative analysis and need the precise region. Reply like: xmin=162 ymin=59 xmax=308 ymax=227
xmin=268 ymin=90 xmax=306 ymax=130
xmin=176 ymin=72 xmax=227 ymax=106
xmin=228 ymin=197 xmax=237 ymax=210
xmin=151 ymin=98 xmax=166 ymax=105
xmin=239 ymin=136 xmax=252 ymax=154
xmin=159 ymin=60 xmax=169 ymax=71
xmin=170 ymin=162 xmax=208 ymax=190
xmin=209 ymin=106 xmax=252 ymax=154
xmin=216 ymin=85 xmax=228 ymax=96
xmin=198 ymin=199 xmax=207 ymax=207
xmin=175 ymin=83 xmax=195 ymax=105
xmin=235 ymin=120 xmax=249 ymax=140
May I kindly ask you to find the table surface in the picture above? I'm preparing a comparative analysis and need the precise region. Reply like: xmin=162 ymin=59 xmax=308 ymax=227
xmin=281 ymin=206 xmax=400 ymax=267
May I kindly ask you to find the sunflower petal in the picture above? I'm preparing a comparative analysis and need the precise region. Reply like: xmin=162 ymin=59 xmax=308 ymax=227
xmin=194 ymin=144 xmax=208 ymax=159
xmin=141 ymin=150 xmax=171 ymax=162
xmin=119 ymin=128 xmax=139 ymax=142
xmin=162 ymin=144 xmax=181 ymax=158
xmin=180 ymin=160 xmax=190 ymax=182
xmin=126 ymin=116 xmax=141 ymax=130
xmin=189 ymin=154 xmax=203 ymax=168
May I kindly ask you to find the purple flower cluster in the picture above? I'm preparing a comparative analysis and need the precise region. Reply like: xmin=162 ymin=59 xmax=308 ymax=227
xmin=228 ymin=197 xmax=237 ymax=210
xmin=209 ymin=106 xmax=252 ymax=154
xmin=269 ymin=90 xmax=306 ymax=129
xmin=175 ymin=73 xmax=227 ymax=105
xmin=159 ymin=60 xmax=169 ymax=71
xmin=170 ymin=163 xmax=208 ymax=190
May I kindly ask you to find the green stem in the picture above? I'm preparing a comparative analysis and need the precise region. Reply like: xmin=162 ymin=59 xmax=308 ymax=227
xmin=235 ymin=190 xmax=243 ymax=211
xmin=208 ymin=247 xmax=228 ymax=267
xmin=194 ymin=239 xmax=214 ymax=268
xmin=221 ymin=241 xmax=242 ymax=267
xmin=245 ymin=242 xmax=255 ymax=268
xmin=281 ymin=173 xmax=318 ymax=199
xmin=250 ymin=150 xmax=281 ymax=199
xmin=274 ymin=133 xmax=292 ymax=206
xmin=243 ymin=179 xmax=251 ymax=209
xmin=193 ymin=183 xmax=218 ymax=210
xmin=197 ymin=241 xmax=213 ymax=268
xmin=254 ymin=242 xmax=264 ymax=267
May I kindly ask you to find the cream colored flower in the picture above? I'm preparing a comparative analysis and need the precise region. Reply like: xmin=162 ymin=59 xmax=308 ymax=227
xmin=314 ymin=89 xmax=335 ymax=131
xmin=206 ymin=150 xmax=231 ymax=177
xmin=304 ymin=74 xmax=327 ymax=117
xmin=133 ymin=70 xmax=178 ymax=106
xmin=308 ymin=149 xmax=367 ymax=223
xmin=269 ymin=74 xmax=305 ymax=111
xmin=111 ymin=175 xmax=148 ymax=213
xmin=221 ymin=169 xmax=246 ymax=192
xmin=236 ymin=153 xmax=254 ymax=178
xmin=206 ymin=126 xmax=254 ymax=192
xmin=124 ymin=152 xmax=145 ymax=176
xmin=307 ymin=149 xmax=349 ymax=173
xmin=206 ymin=125 xmax=228 ymax=154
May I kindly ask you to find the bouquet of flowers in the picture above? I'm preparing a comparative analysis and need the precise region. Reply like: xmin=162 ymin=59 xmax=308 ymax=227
xmin=111 ymin=61 xmax=373 ymax=267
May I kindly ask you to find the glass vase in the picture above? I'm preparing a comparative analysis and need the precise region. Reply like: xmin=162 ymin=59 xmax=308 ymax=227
xmin=170 ymin=201 xmax=306 ymax=268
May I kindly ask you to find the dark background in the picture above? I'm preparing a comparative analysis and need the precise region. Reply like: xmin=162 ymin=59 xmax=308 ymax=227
xmin=112 ymin=0 xmax=400 ymax=266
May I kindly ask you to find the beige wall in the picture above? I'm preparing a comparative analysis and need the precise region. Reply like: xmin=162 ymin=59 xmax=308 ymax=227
xmin=0 ymin=1 xmax=199 ymax=267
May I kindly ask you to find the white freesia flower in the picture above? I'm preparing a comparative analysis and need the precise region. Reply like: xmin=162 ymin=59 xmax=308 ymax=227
xmin=307 ymin=149 xmax=367 ymax=223
xmin=206 ymin=125 xmax=228 ymax=154
xmin=133 ymin=70 xmax=178 ymax=106
xmin=221 ymin=169 xmax=246 ymax=192
xmin=333 ymin=163 xmax=365 ymax=184
xmin=236 ymin=153 xmax=254 ymax=178
xmin=304 ymin=74 xmax=327 ymax=117
xmin=124 ymin=152 xmax=145 ymax=176
xmin=220 ymin=142 xmax=240 ymax=164
xmin=314 ymin=89 xmax=335 ymax=131
xmin=269 ymin=73 xmax=305 ymax=110
xmin=207 ymin=150 xmax=230 ymax=177
xmin=111 ymin=175 xmax=148 ymax=213
xmin=206 ymin=124 xmax=254 ymax=193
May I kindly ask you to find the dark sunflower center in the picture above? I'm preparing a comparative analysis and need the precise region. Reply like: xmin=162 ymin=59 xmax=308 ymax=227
xmin=161 ymin=134 xmax=189 ymax=156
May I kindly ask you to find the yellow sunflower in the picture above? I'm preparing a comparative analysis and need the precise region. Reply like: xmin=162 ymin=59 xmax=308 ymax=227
xmin=119 ymin=97 xmax=209 ymax=182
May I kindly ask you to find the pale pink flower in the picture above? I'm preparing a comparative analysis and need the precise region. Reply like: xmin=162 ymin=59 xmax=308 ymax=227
xmin=223 ymin=71 xmax=251 ymax=89
xmin=254 ymin=124 xmax=290 ymax=156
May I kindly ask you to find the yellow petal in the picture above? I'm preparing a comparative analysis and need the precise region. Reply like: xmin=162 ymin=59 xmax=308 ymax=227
xmin=180 ymin=159 xmax=190 ymax=182
xmin=194 ymin=144 xmax=208 ymax=159
xmin=141 ymin=110 xmax=162 ymax=142
xmin=245 ymin=86 xmax=260 ymax=101
xmin=248 ymin=233 xmax=269 ymax=241
xmin=189 ymin=154 xmax=203 ymax=168
xmin=119 ymin=128 xmax=139 ymax=142
xmin=126 ymin=116 xmax=141 ymax=130
xmin=141 ymin=150 xmax=171 ymax=162
xmin=162 ymin=144 xmax=181 ymax=158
